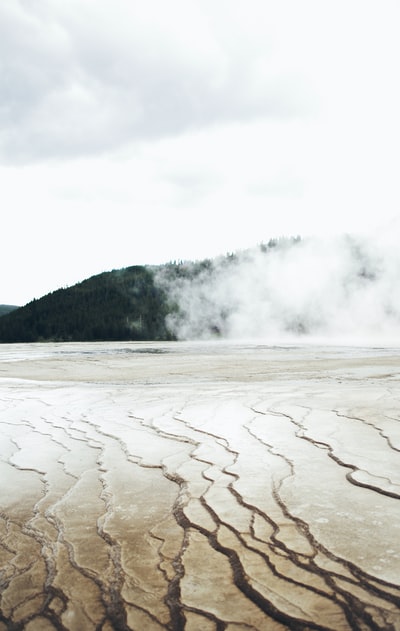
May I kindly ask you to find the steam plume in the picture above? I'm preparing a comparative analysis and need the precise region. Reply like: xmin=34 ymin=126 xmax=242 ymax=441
xmin=156 ymin=233 xmax=400 ymax=344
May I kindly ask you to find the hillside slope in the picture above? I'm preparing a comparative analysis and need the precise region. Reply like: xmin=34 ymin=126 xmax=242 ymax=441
xmin=0 ymin=266 xmax=173 ymax=343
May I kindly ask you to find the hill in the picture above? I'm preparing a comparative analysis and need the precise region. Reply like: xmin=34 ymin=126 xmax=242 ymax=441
xmin=0 ymin=305 xmax=19 ymax=317
xmin=0 ymin=238 xmax=303 ymax=343
xmin=6 ymin=235 xmax=384 ymax=344
xmin=0 ymin=266 xmax=174 ymax=343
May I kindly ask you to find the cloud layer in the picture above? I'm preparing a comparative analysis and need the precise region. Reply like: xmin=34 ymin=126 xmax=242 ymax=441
xmin=0 ymin=0 xmax=312 ymax=162
xmin=2 ymin=1 xmax=400 ymax=307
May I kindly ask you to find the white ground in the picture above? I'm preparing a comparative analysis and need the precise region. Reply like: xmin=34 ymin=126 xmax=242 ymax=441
xmin=1 ymin=342 xmax=400 ymax=630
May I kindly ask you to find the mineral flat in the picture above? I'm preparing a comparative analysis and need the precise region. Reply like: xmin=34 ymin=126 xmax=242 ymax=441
xmin=0 ymin=341 xmax=400 ymax=630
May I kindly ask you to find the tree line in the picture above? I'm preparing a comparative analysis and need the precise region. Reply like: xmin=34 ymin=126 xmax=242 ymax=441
xmin=0 ymin=266 xmax=174 ymax=343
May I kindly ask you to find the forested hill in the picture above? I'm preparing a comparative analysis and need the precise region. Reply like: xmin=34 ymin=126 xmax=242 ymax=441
xmin=0 ymin=238 xmax=307 ymax=343
xmin=6 ymin=235 xmax=376 ymax=344
xmin=0 ymin=266 xmax=173 ymax=343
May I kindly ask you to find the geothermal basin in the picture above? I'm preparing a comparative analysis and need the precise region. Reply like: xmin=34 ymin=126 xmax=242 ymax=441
xmin=0 ymin=341 xmax=400 ymax=630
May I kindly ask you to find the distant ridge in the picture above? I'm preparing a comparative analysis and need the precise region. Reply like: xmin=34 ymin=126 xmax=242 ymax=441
xmin=0 ymin=305 xmax=19 ymax=317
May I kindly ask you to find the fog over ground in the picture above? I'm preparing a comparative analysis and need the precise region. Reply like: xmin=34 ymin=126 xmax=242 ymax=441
xmin=157 ymin=231 xmax=400 ymax=343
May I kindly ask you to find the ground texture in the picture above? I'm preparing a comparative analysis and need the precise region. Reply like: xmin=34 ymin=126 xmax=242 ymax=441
xmin=1 ymin=342 xmax=400 ymax=630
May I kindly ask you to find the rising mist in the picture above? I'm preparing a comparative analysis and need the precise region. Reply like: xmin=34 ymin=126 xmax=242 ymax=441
xmin=156 ymin=233 xmax=400 ymax=344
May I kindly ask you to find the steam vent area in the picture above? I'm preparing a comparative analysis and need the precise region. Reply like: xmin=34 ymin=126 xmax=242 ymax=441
xmin=1 ymin=340 xmax=400 ymax=631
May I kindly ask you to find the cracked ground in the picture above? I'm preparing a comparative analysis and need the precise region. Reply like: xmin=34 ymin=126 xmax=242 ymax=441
xmin=0 ymin=341 xmax=400 ymax=630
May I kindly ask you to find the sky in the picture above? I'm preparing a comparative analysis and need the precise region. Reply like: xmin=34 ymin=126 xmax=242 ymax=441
xmin=2 ymin=0 xmax=400 ymax=305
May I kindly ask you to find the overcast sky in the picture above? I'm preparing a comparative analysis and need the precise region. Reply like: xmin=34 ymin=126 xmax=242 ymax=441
xmin=2 ymin=0 xmax=400 ymax=305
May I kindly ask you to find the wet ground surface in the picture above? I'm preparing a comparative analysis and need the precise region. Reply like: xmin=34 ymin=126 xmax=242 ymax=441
xmin=1 ymin=341 xmax=400 ymax=630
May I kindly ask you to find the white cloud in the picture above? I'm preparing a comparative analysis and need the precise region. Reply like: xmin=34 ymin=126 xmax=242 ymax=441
xmin=0 ymin=0 xmax=311 ymax=162
xmin=1 ymin=0 xmax=400 ymax=305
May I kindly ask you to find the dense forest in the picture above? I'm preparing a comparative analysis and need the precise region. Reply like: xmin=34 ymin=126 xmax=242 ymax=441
xmin=0 ymin=238 xmax=307 ymax=343
xmin=0 ymin=252 xmax=257 ymax=343
xmin=0 ymin=266 xmax=175 ymax=343
xmin=6 ymin=236 xmax=380 ymax=344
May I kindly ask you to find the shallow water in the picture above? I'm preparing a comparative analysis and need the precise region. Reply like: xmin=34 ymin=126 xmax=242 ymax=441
xmin=1 ymin=342 xmax=400 ymax=630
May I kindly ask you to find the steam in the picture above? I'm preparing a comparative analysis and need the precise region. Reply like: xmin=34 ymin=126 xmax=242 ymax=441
xmin=156 ymin=233 xmax=400 ymax=344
